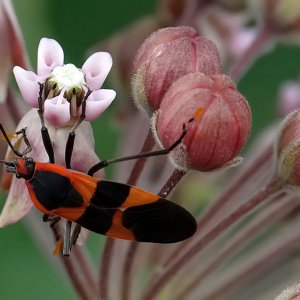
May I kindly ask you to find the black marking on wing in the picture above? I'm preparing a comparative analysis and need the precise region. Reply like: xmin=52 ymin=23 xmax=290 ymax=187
xmin=30 ymin=170 xmax=83 ymax=210
xmin=122 ymin=199 xmax=197 ymax=243
xmin=76 ymin=206 xmax=116 ymax=234
xmin=91 ymin=181 xmax=131 ymax=208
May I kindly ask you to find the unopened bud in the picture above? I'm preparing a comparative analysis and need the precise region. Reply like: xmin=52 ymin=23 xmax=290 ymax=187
xmin=275 ymin=110 xmax=300 ymax=190
xmin=132 ymin=26 xmax=222 ymax=115
xmin=275 ymin=283 xmax=300 ymax=300
xmin=271 ymin=0 xmax=300 ymax=32
xmin=153 ymin=72 xmax=251 ymax=171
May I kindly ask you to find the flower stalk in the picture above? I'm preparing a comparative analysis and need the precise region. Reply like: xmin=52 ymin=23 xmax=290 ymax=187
xmin=120 ymin=168 xmax=187 ymax=300
xmin=143 ymin=178 xmax=283 ymax=300
xmin=229 ymin=25 xmax=275 ymax=80
xmin=174 ymin=194 xmax=298 ymax=300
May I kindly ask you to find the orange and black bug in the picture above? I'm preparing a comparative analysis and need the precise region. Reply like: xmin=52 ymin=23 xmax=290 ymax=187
xmin=0 ymin=84 xmax=198 ymax=255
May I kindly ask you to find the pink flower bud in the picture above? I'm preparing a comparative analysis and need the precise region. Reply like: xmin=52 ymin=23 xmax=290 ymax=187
xmin=275 ymin=110 xmax=300 ymax=189
xmin=275 ymin=283 xmax=300 ymax=300
xmin=153 ymin=72 xmax=251 ymax=171
xmin=132 ymin=26 xmax=222 ymax=115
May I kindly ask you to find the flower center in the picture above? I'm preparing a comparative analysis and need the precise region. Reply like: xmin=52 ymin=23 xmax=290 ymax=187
xmin=50 ymin=64 xmax=86 ymax=90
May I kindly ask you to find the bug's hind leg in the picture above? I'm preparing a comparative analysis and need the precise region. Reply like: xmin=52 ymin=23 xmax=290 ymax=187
xmin=63 ymin=220 xmax=73 ymax=256
xmin=43 ymin=214 xmax=63 ymax=255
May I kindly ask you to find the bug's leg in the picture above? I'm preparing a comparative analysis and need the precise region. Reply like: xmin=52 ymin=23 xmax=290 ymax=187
xmin=65 ymin=89 xmax=91 ymax=169
xmin=64 ymin=90 xmax=91 ymax=253
xmin=43 ymin=214 xmax=63 ymax=254
xmin=63 ymin=220 xmax=72 ymax=256
xmin=37 ymin=82 xmax=55 ymax=163
xmin=70 ymin=224 xmax=82 ymax=247
xmin=87 ymin=116 xmax=194 ymax=176
xmin=13 ymin=128 xmax=32 ymax=156
xmin=43 ymin=214 xmax=60 ymax=223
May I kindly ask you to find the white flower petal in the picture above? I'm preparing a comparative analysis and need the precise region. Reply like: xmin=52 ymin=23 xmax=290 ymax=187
xmin=13 ymin=66 xmax=41 ymax=107
xmin=38 ymin=38 xmax=64 ymax=76
xmin=84 ymin=89 xmax=116 ymax=121
xmin=44 ymin=97 xmax=71 ymax=126
xmin=82 ymin=52 xmax=112 ymax=90
xmin=0 ymin=178 xmax=32 ymax=227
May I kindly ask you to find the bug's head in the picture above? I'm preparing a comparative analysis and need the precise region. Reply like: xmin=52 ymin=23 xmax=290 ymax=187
xmin=13 ymin=157 xmax=36 ymax=180
xmin=0 ymin=156 xmax=36 ymax=180
xmin=0 ymin=124 xmax=34 ymax=180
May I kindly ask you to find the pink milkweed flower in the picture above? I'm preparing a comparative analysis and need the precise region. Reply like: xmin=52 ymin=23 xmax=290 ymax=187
xmin=13 ymin=38 xmax=116 ymax=126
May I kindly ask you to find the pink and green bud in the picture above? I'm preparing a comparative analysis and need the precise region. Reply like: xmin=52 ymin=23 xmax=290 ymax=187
xmin=250 ymin=0 xmax=300 ymax=41
xmin=275 ymin=283 xmax=300 ymax=300
xmin=275 ymin=110 xmax=300 ymax=189
xmin=267 ymin=0 xmax=300 ymax=33
xmin=132 ymin=26 xmax=222 ymax=115
xmin=153 ymin=72 xmax=251 ymax=171
xmin=13 ymin=38 xmax=116 ymax=126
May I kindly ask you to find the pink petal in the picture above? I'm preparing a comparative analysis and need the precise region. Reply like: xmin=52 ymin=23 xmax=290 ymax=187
xmin=81 ymin=52 xmax=112 ymax=90
xmin=84 ymin=89 xmax=116 ymax=121
xmin=44 ymin=97 xmax=71 ymax=126
xmin=37 ymin=38 xmax=64 ymax=76
xmin=13 ymin=66 xmax=41 ymax=107
xmin=0 ymin=178 xmax=33 ymax=227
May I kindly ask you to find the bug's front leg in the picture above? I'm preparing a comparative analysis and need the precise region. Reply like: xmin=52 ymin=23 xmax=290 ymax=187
xmin=37 ymin=82 xmax=55 ymax=164
xmin=63 ymin=90 xmax=91 ymax=255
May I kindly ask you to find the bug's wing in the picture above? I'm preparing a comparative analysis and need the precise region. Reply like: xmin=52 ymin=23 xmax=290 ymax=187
xmin=92 ymin=180 xmax=196 ymax=243
xmin=112 ymin=199 xmax=197 ymax=243
xmin=70 ymin=175 xmax=197 ymax=243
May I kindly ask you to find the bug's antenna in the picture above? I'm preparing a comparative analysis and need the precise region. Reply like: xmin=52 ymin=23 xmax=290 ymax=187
xmin=0 ymin=124 xmax=23 ymax=157
xmin=0 ymin=159 xmax=15 ymax=167
xmin=87 ymin=107 xmax=205 ymax=176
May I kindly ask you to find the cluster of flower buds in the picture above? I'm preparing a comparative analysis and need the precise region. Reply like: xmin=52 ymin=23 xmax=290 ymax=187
xmin=132 ymin=26 xmax=222 ymax=115
xmin=132 ymin=26 xmax=251 ymax=172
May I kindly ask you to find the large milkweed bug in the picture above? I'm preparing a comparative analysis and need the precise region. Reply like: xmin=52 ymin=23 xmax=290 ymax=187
xmin=0 ymin=83 xmax=199 ymax=256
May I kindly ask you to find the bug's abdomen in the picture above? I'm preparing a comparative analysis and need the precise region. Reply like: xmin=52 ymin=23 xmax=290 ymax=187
xmin=28 ymin=170 xmax=84 ymax=214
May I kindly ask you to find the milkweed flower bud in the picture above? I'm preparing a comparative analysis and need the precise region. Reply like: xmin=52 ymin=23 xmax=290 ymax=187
xmin=152 ymin=72 xmax=251 ymax=171
xmin=275 ymin=283 xmax=300 ymax=300
xmin=275 ymin=110 xmax=300 ymax=190
xmin=132 ymin=26 xmax=222 ymax=115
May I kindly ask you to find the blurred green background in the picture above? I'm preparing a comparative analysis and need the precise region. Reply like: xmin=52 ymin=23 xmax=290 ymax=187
xmin=1 ymin=0 xmax=300 ymax=299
